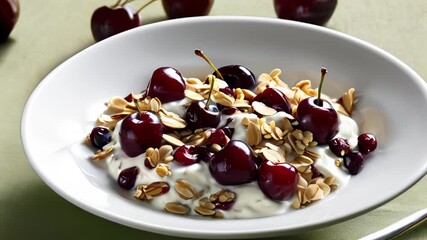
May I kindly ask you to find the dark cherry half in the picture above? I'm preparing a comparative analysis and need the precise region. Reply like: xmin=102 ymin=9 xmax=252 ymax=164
xmin=89 ymin=126 xmax=112 ymax=149
xmin=273 ymin=0 xmax=338 ymax=26
xmin=185 ymin=101 xmax=221 ymax=131
xmin=161 ymin=0 xmax=214 ymax=19
xmin=91 ymin=5 xmax=140 ymax=42
xmin=209 ymin=140 xmax=258 ymax=185
xmin=145 ymin=67 xmax=186 ymax=103
xmin=252 ymin=87 xmax=292 ymax=114
xmin=343 ymin=151 xmax=365 ymax=175
xmin=213 ymin=65 xmax=256 ymax=90
xmin=117 ymin=166 xmax=140 ymax=189
xmin=295 ymin=68 xmax=339 ymax=144
xmin=119 ymin=111 xmax=163 ymax=157
xmin=328 ymin=137 xmax=351 ymax=157
xmin=0 ymin=0 xmax=19 ymax=42
xmin=257 ymin=160 xmax=299 ymax=200
xmin=358 ymin=133 xmax=377 ymax=154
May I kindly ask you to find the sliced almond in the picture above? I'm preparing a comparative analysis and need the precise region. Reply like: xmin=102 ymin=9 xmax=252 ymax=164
xmin=247 ymin=121 xmax=262 ymax=146
xmin=241 ymin=89 xmax=256 ymax=101
xmin=162 ymin=134 xmax=185 ymax=147
xmin=212 ymin=91 xmax=235 ymax=107
xmin=339 ymin=88 xmax=356 ymax=116
xmin=252 ymin=101 xmax=277 ymax=116
xmin=149 ymin=98 xmax=162 ymax=112
xmin=164 ymin=202 xmax=191 ymax=215
xmin=262 ymin=148 xmax=286 ymax=163
xmin=174 ymin=179 xmax=198 ymax=200
xmin=184 ymin=90 xmax=205 ymax=101
xmin=194 ymin=206 xmax=216 ymax=216
xmin=107 ymin=96 xmax=130 ymax=112
xmin=92 ymin=146 xmax=114 ymax=160
xmin=159 ymin=110 xmax=187 ymax=129
xmin=156 ymin=163 xmax=171 ymax=177
xmin=159 ymin=145 xmax=173 ymax=160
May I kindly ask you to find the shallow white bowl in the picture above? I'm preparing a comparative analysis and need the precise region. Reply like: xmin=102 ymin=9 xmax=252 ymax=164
xmin=21 ymin=16 xmax=427 ymax=239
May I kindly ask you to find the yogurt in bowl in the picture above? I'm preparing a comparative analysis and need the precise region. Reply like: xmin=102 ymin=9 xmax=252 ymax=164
xmin=88 ymin=65 xmax=363 ymax=219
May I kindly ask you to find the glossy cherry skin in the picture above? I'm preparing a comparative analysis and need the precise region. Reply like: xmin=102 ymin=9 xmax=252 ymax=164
xmin=0 ymin=0 xmax=19 ymax=42
xmin=207 ymin=129 xmax=228 ymax=147
xmin=273 ymin=0 xmax=337 ymax=26
xmin=117 ymin=166 xmax=140 ymax=189
xmin=161 ymin=0 xmax=214 ymax=19
xmin=91 ymin=6 xmax=140 ymax=42
xmin=185 ymin=101 xmax=221 ymax=130
xmin=252 ymin=87 xmax=292 ymax=114
xmin=358 ymin=133 xmax=377 ymax=154
xmin=295 ymin=97 xmax=339 ymax=144
xmin=119 ymin=111 xmax=163 ymax=157
xmin=209 ymin=140 xmax=258 ymax=185
xmin=213 ymin=65 xmax=256 ymax=90
xmin=257 ymin=160 xmax=298 ymax=200
xmin=173 ymin=145 xmax=201 ymax=166
xmin=145 ymin=67 xmax=186 ymax=103
xmin=343 ymin=151 xmax=365 ymax=175
xmin=328 ymin=137 xmax=351 ymax=157
xmin=89 ymin=126 xmax=112 ymax=149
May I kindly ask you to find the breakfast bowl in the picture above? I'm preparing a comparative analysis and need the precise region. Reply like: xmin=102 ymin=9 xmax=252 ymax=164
xmin=21 ymin=16 xmax=427 ymax=239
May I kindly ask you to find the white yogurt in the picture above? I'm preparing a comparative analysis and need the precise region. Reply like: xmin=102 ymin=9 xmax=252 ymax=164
xmin=105 ymin=109 xmax=358 ymax=219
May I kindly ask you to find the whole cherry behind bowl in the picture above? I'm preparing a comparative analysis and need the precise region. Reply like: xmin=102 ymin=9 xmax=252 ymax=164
xmin=22 ymin=16 xmax=427 ymax=239
xmin=0 ymin=0 xmax=19 ymax=42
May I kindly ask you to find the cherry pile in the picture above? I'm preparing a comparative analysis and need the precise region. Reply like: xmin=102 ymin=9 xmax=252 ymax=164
xmin=90 ymin=0 xmax=339 ymax=42
xmin=329 ymin=133 xmax=378 ymax=175
xmin=87 ymin=50 xmax=378 ymax=209
xmin=90 ymin=0 xmax=214 ymax=42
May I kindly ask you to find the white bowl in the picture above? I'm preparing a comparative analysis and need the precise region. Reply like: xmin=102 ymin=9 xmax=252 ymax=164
xmin=21 ymin=16 xmax=427 ymax=239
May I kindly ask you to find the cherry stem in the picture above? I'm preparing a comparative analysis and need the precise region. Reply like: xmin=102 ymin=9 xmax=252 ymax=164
xmin=195 ymin=49 xmax=224 ymax=80
xmin=205 ymin=75 xmax=215 ymax=110
xmin=133 ymin=99 xmax=142 ymax=114
xmin=113 ymin=0 xmax=123 ymax=7
xmin=137 ymin=0 xmax=158 ymax=13
xmin=317 ymin=67 xmax=328 ymax=106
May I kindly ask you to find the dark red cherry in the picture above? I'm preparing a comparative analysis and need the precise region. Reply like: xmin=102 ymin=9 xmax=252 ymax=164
xmin=219 ymin=87 xmax=235 ymax=97
xmin=91 ymin=5 xmax=140 ymax=42
xmin=0 ymin=0 xmax=19 ymax=43
xmin=89 ymin=126 xmax=112 ymax=149
xmin=273 ymin=0 xmax=338 ymax=26
xmin=161 ymin=0 xmax=214 ymax=19
xmin=185 ymin=101 xmax=221 ymax=130
xmin=145 ymin=67 xmax=186 ymax=103
xmin=358 ymin=133 xmax=377 ymax=154
xmin=173 ymin=145 xmax=201 ymax=166
xmin=117 ymin=166 xmax=139 ymax=189
xmin=328 ymin=137 xmax=351 ymax=157
xmin=209 ymin=140 xmax=258 ymax=185
xmin=343 ymin=151 xmax=365 ymax=175
xmin=252 ymin=87 xmax=292 ymax=114
xmin=296 ymin=97 xmax=339 ymax=144
xmin=295 ymin=68 xmax=339 ymax=144
xmin=119 ymin=111 xmax=163 ymax=157
xmin=216 ymin=201 xmax=235 ymax=210
xmin=257 ymin=160 xmax=298 ymax=200
xmin=213 ymin=65 xmax=256 ymax=90
xmin=207 ymin=129 xmax=228 ymax=147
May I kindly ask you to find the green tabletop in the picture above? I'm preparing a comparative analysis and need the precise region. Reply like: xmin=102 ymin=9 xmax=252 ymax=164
xmin=1 ymin=0 xmax=426 ymax=239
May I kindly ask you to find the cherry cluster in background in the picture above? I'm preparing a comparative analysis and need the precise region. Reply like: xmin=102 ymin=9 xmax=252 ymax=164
xmin=91 ymin=0 xmax=338 ymax=42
